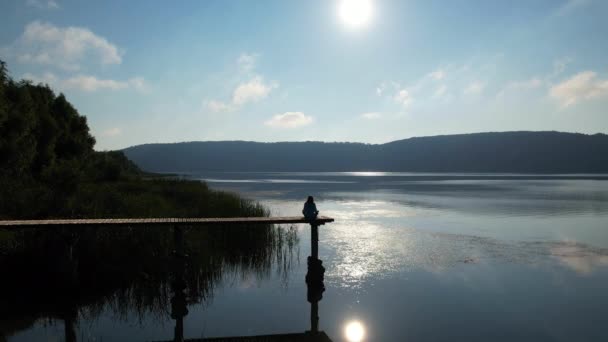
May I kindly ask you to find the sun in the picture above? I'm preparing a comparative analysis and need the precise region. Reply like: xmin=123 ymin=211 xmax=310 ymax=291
xmin=338 ymin=0 xmax=373 ymax=29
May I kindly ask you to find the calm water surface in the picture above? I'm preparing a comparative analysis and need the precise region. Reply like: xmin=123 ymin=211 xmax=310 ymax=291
xmin=8 ymin=172 xmax=608 ymax=341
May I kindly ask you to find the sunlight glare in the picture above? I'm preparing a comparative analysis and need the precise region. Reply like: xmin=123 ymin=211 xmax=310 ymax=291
xmin=344 ymin=320 xmax=366 ymax=342
xmin=338 ymin=0 xmax=373 ymax=29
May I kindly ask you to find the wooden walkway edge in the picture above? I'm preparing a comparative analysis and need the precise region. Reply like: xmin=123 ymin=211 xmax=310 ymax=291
xmin=0 ymin=216 xmax=334 ymax=228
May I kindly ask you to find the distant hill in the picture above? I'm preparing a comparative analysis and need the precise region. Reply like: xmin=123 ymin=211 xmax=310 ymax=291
xmin=122 ymin=131 xmax=608 ymax=173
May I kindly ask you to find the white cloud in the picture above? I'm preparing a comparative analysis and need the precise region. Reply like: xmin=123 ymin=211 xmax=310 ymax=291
xmin=361 ymin=112 xmax=381 ymax=119
xmin=22 ymin=71 xmax=58 ymax=85
xmin=237 ymin=53 xmax=258 ymax=72
xmin=26 ymin=0 xmax=59 ymax=10
xmin=22 ymin=72 xmax=147 ymax=92
xmin=265 ymin=112 xmax=313 ymax=128
xmin=63 ymin=75 xmax=127 ymax=91
xmin=205 ymin=54 xmax=278 ymax=113
xmin=6 ymin=21 xmax=122 ymax=70
xmin=428 ymin=69 xmax=445 ymax=80
xmin=393 ymin=89 xmax=412 ymax=107
xmin=549 ymin=71 xmax=608 ymax=107
xmin=464 ymin=81 xmax=486 ymax=95
xmin=205 ymin=77 xmax=277 ymax=113
xmin=101 ymin=127 xmax=122 ymax=137
xmin=232 ymin=77 xmax=278 ymax=105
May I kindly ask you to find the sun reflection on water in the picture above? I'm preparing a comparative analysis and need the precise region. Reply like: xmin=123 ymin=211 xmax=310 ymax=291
xmin=316 ymin=197 xmax=608 ymax=291
xmin=344 ymin=320 xmax=366 ymax=342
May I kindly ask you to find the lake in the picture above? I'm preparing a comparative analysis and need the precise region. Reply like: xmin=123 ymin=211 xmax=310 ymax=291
xmin=6 ymin=172 xmax=608 ymax=341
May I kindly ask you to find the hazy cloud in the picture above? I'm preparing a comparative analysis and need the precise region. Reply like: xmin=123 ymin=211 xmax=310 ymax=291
xmin=554 ymin=0 xmax=591 ymax=16
xmin=428 ymin=69 xmax=445 ymax=80
xmin=6 ymin=21 xmax=122 ymax=70
xmin=509 ymin=78 xmax=543 ymax=90
xmin=26 ymin=0 xmax=59 ymax=10
xmin=433 ymin=84 xmax=448 ymax=98
xmin=497 ymin=77 xmax=543 ymax=98
xmin=265 ymin=112 xmax=313 ymax=128
xmin=101 ymin=127 xmax=122 ymax=137
xmin=550 ymin=71 xmax=608 ymax=107
xmin=361 ymin=112 xmax=382 ymax=119
xmin=205 ymin=100 xmax=234 ymax=113
xmin=22 ymin=72 xmax=147 ymax=92
xmin=232 ymin=77 xmax=278 ymax=106
xmin=393 ymin=89 xmax=412 ymax=107
xmin=464 ymin=81 xmax=486 ymax=95
xmin=237 ymin=53 xmax=258 ymax=72
xmin=21 ymin=71 xmax=58 ymax=85
xmin=62 ymin=75 xmax=139 ymax=92
xmin=376 ymin=81 xmax=400 ymax=97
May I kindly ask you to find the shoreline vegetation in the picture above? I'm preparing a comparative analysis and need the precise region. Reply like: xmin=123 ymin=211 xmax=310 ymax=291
xmin=0 ymin=61 xmax=298 ymax=339
xmin=0 ymin=60 xmax=269 ymax=220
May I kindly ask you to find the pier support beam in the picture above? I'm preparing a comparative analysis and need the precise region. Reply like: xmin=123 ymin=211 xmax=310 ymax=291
xmin=311 ymin=224 xmax=319 ymax=260
xmin=173 ymin=225 xmax=185 ymax=258
xmin=306 ymin=222 xmax=325 ymax=335
xmin=171 ymin=224 xmax=188 ymax=342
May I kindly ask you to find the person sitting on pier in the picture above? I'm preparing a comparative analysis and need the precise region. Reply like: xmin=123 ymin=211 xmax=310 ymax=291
xmin=303 ymin=196 xmax=319 ymax=221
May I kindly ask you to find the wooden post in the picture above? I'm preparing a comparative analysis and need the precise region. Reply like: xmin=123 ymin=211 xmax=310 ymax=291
xmin=307 ymin=221 xmax=323 ymax=335
xmin=310 ymin=301 xmax=319 ymax=334
xmin=311 ymin=223 xmax=319 ymax=260
xmin=174 ymin=316 xmax=184 ymax=342
xmin=63 ymin=308 xmax=77 ymax=342
xmin=62 ymin=231 xmax=79 ymax=289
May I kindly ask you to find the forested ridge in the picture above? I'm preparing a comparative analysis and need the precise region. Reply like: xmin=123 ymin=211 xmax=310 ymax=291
xmin=124 ymin=131 xmax=608 ymax=173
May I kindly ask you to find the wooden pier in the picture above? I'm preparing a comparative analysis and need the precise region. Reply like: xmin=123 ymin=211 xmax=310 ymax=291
xmin=0 ymin=216 xmax=334 ymax=228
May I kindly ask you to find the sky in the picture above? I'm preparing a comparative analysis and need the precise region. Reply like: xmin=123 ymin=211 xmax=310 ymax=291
xmin=0 ymin=0 xmax=607 ymax=150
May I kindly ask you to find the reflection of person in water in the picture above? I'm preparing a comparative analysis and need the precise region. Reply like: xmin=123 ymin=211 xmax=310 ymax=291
xmin=302 ymin=196 xmax=319 ymax=220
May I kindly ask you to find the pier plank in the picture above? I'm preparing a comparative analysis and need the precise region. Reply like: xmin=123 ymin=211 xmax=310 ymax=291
xmin=0 ymin=216 xmax=334 ymax=228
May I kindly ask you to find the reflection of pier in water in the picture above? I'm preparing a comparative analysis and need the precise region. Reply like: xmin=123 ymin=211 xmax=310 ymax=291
xmin=166 ymin=220 xmax=333 ymax=342
xmin=0 ymin=216 xmax=334 ymax=342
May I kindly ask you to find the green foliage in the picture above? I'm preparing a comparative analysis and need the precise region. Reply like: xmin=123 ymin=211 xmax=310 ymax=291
xmin=0 ymin=60 xmax=266 ymax=220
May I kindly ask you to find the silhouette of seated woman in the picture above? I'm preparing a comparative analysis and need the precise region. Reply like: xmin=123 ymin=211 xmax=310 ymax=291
xmin=303 ymin=196 xmax=319 ymax=221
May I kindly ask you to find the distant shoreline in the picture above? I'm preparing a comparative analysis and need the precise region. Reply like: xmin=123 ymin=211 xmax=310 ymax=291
xmin=123 ymin=131 xmax=608 ymax=174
